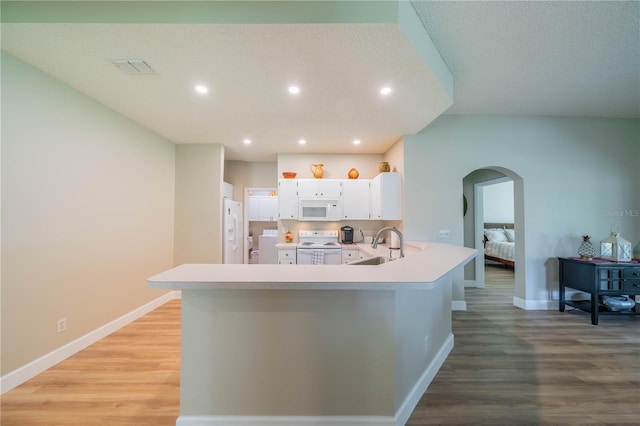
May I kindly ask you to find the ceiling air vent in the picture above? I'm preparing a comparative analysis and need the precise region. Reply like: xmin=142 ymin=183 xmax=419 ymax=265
xmin=112 ymin=59 xmax=157 ymax=74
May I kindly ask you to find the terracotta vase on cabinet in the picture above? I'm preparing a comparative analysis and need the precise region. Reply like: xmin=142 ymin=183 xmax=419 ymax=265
xmin=378 ymin=162 xmax=390 ymax=173
xmin=310 ymin=163 xmax=324 ymax=179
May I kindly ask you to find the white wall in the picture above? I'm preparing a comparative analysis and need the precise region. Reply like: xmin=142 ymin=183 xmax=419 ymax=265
xmin=1 ymin=52 xmax=176 ymax=374
xmin=404 ymin=115 xmax=640 ymax=308
xmin=483 ymin=180 xmax=514 ymax=223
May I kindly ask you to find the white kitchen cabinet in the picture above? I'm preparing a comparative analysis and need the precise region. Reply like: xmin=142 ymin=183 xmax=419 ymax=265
xmin=248 ymin=196 xmax=261 ymax=221
xmin=277 ymin=247 xmax=297 ymax=264
xmin=341 ymin=247 xmax=363 ymax=264
xmin=248 ymin=195 xmax=278 ymax=221
xmin=259 ymin=196 xmax=278 ymax=221
xmin=341 ymin=179 xmax=371 ymax=220
xmin=278 ymin=179 xmax=298 ymax=219
xmin=370 ymin=172 xmax=402 ymax=220
xmin=298 ymin=179 xmax=342 ymax=198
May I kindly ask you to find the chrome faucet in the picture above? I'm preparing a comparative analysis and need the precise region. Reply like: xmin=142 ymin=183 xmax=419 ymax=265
xmin=372 ymin=226 xmax=405 ymax=258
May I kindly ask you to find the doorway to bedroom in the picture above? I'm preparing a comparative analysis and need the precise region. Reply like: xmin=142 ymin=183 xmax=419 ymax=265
xmin=463 ymin=167 xmax=523 ymax=307
xmin=482 ymin=179 xmax=515 ymax=291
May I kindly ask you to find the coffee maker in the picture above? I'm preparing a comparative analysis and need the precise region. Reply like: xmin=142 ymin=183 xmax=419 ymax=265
xmin=340 ymin=226 xmax=354 ymax=244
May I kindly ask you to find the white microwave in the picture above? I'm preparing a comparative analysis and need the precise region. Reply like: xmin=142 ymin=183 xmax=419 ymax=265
xmin=298 ymin=199 xmax=342 ymax=221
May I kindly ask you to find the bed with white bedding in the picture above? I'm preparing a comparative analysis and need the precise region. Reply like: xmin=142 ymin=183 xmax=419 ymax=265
xmin=484 ymin=224 xmax=515 ymax=267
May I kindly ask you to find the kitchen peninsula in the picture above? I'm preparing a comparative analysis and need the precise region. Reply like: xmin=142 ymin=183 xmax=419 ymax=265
xmin=148 ymin=242 xmax=476 ymax=426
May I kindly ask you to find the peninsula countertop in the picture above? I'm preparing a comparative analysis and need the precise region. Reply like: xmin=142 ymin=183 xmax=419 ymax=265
xmin=148 ymin=241 xmax=477 ymax=291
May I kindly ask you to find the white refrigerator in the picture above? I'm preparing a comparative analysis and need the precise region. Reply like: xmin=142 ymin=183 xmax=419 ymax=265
xmin=223 ymin=198 xmax=244 ymax=264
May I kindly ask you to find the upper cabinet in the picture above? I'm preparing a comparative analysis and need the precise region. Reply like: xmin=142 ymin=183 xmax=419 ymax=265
xmin=278 ymin=179 xmax=299 ymax=220
xmin=298 ymin=179 xmax=342 ymax=198
xmin=277 ymin=173 xmax=402 ymax=221
xmin=342 ymin=179 xmax=371 ymax=220
xmin=247 ymin=188 xmax=278 ymax=222
xmin=370 ymin=172 xmax=402 ymax=220
xmin=248 ymin=195 xmax=278 ymax=221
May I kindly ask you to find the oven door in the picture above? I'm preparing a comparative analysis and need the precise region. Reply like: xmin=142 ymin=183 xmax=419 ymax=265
xmin=296 ymin=249 xmax=342 ymax=265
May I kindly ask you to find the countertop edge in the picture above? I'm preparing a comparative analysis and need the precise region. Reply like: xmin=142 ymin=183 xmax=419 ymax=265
xmin=148 ymin=242 xmax=477 ymax=291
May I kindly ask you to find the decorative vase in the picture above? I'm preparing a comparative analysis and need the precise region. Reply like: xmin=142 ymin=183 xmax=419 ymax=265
xmin=285 ymin=230 xmax=293 ymax=243
xmin=347 ymin=168 xmax=359 ymax=179
xmin=577 ymin=235 xmax=596 ymax=259
xmin=310 ymin=163 xmax=324 ymax=179
xmin=378 ymin=162 xmax=390 ymax=173
xmin=633 ymin=241 xmax=640 ymax=261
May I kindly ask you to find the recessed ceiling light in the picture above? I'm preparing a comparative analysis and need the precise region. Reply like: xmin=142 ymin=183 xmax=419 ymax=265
xmin=379 ymin=87 xmax=392 ymax=95
xmin=195 ymin=85 xmax=208 ymax=94
xmin=353 ymin=139 xmax=361 ymax=145
xmin=298 ymin=139 xmax=306 ymax=145
xmin=288 ymin=85 xmax=300 ymax=95
xmin=243 ymin=139 xmax=251 ymax=145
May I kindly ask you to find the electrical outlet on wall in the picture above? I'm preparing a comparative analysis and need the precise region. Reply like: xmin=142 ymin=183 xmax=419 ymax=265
xmin=57 ymin=318 xmax=66 ymax=333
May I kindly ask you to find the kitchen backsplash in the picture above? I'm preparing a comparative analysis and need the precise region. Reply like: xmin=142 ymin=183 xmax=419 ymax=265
xmin=279 ymin=219 xmax=395 ymax=244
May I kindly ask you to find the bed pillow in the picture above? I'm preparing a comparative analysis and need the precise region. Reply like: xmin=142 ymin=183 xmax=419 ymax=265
xmin=484 ymin=229 xmax=509 ymax=242
xmin=504 ymin=229 xmax=515 ymax=242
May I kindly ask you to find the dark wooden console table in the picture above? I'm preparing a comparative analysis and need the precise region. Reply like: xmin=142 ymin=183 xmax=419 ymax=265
xmin=558 ymin=257 xmax=640 ymax=325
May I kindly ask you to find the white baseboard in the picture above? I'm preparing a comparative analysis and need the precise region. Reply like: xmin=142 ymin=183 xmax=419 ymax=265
xmin=464 ymin=279 xmax=480 ymax=288
xmin=451 ymin=300 xmax=467 ymax=311
xmin=177 ymin=416 xmax=395 ymax=426
xmin=513 ymin=296 xmax=555 ymax=310
xmin=394 ymin=333 xmax=454 ymax=425
xmin=177 ymin=334 xmax=455 ymax=426
xmin=1 ymin=290 xmax=181 ymax=394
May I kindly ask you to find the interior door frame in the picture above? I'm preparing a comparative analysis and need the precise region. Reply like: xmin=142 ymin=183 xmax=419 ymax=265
xmin=474 ymin=176 xmax=514 ymax=289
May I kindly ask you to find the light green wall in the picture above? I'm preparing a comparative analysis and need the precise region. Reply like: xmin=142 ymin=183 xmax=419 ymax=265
xmin=174 ymin=144 xmax=224 ymax=265
xmin=1 ymin=52 xmax=176 ymax=375
xmin=404 ymin=115 xmax=640 ymax=307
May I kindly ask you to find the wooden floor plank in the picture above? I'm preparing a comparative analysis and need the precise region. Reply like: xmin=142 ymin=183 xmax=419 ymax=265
xmin=2 ymin=266 xmax=638 ymax=425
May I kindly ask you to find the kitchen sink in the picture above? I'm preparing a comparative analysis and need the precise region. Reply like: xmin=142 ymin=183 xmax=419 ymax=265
xmin=346 ymin=256 xmax=392 ymax=265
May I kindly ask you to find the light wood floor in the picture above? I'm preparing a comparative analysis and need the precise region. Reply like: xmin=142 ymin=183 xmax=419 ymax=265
xmin=1 ymin=302 xmax=181 ymax=425
xmin=2 ymin=266 xmax=638 ymax=425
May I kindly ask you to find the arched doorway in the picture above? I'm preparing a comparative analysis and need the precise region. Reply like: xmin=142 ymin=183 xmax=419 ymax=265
xmin=463 ymin=167 xmax=525 ymax=308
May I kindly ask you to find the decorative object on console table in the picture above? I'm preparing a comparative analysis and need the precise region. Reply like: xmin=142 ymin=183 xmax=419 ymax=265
xmin=634 ymin=240 xmax=640 ymax=261
xmin=601 ymin=295 xmax=636 ymax=312
xmin=577 ymin=235 xmax=596 ymax=259
xmin=378 ymin=161 xmax=390 ymax=173
xmin=600 ymin=225 xmax=632 ymax=262
xmin=310 ymin=163 xmax=324 ymax=178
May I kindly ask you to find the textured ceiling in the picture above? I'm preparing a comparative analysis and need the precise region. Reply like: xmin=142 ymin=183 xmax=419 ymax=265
xmin=2 ymin=1 xmax=639 ymax=162
xmin=411 ymin=0 xmax=640 ymax=117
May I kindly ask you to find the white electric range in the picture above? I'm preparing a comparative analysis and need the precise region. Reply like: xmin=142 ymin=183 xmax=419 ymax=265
xmin=296 ymin=230 xmax=342 ymax=265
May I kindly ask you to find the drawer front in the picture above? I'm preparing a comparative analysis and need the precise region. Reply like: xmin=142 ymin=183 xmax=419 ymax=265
xmin=342 ymin=249 xmax=359 ymax=263
xmin=623 ymin=279 xmax=640 ymax=293
xmin=278 ymin=250 xmax=296 ymax=261
xmin=277 ymin=249 xmax=296 ymax=264
xmin=623 ymin=267 xmax=640 ymax=279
